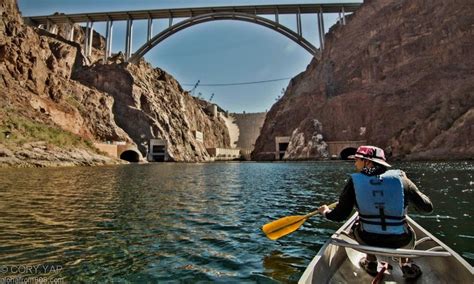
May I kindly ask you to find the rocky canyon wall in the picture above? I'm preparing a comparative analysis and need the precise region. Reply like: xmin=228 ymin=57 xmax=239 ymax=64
xmin=253 ymin=0 xmax=473 ymax=161
xmin=73 ymin=61 xmax=230 ymax=161
xmin=0 ymin=0 xmax=229 ymax=166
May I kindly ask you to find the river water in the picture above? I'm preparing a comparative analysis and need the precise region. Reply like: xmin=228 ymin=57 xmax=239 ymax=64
xmin=0 ymin=161 xmax=472 ymax=282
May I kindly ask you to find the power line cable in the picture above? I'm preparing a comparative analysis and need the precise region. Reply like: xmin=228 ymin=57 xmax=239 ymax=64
xmin=182 ymin=77 xmax=292 ymax=87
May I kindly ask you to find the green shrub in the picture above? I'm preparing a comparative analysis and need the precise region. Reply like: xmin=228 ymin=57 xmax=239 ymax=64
xmin=0 ymin=113 xmax=93 ymax=149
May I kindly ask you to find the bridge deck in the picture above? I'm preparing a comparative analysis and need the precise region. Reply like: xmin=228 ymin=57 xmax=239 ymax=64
xmin=26 ymin=3 xmax=362 ymax=25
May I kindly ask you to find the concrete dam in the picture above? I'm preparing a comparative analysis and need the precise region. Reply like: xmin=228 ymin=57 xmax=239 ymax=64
xmin=230 ymin=112 xmax=267 ymax=160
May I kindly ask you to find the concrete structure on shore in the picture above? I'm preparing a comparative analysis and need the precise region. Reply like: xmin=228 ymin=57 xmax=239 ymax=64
xmin=326 ymin=140 xmax=366 ymax=159
xmin=232 ymin=112 xmax=266 ymax=160
xmin=147 ymin=138 xmax=169 ymax=162
xmin=273 ymin=138 xmax=367 ymax=160
xmin=94 ymin=141 xmax=143 ymax=162
xmin=207 ymin=148 xmax=241 ymax=161
xmin=93 ymin=112 xmax=265 ymax=163
xmin=202 ymin=111 xmax=266 ymax=161
xmin=275 ymin=136 xmax=290 ymax=160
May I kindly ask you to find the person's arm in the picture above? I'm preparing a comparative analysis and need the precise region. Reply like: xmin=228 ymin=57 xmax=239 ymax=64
xmin=402 ymin=172 xmax=433 ymax=213
xmin=318 ymin=178 xmax=356 ymax=222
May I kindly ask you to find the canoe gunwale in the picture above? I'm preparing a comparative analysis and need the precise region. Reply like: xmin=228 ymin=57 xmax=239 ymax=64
xmin=329 ymin=238 xmax=451 ymax=258
xmin=298 ymin=213 xmax=474 ymax=283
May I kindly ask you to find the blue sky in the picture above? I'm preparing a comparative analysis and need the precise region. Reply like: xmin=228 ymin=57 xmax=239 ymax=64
xmin=18 ymin=0 xmax=360 ymax=113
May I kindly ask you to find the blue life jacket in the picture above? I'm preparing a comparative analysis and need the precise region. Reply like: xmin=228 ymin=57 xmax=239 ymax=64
xmin=351 ymin=169 xmax=406 ymax=235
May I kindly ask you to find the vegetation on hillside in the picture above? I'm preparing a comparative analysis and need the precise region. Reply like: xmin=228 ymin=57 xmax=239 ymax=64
xmin=0 ymin=110 xmax=93 ymax=149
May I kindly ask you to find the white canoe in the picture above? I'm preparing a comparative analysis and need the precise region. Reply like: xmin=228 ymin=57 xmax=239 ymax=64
xmin=299 ymin=214 xmax=474 ymax=283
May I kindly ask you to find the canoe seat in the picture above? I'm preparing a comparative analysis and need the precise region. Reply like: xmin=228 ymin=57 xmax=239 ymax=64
xmin=330 ymin=232 xmax=452 ymax=259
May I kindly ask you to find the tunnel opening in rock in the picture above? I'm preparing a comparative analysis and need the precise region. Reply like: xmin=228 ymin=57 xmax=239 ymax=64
xmin=340 ymin=147 xmax=357 ymax=160
xmin=278 ymin=142 xmax=289 ymax=160
xmin=120 ymin=150 xmax=140 ymax=162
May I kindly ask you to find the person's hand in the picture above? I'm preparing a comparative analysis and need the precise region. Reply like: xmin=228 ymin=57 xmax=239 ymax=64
xmin=318 ymin=205 xmax=330 ymax=215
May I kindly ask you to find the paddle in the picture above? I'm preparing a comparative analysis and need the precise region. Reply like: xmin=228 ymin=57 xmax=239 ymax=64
xmin=262 ymin=202 xmax=338 ymax=241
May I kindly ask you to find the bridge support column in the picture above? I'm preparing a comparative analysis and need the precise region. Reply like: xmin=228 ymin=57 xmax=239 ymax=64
xmin=46 ymin=19 xmax=51 ymax=33
xmin=105 ymin=20 xmax=113 ymax=62
xmin=338 ymin=7 xmax=346 ymax=26
xmin=46 ymin=20 xmax=58 ymax=34
xmin=50 ymin=24 xmax=58 ymax=34
xmin=341 ymin=7 xmax=346 ymax=25
xmin=296 ymin=8 xmax=302 ymax=37
xmin=275 ymin=9 xmax=279 ymax=23
xmin=68 ymin=23 xmax=74 ymax=41
xmin=84 ymin=21 xmax=90 ymax=56
xmin=87 ymin=21 xmax=94 ymax=57
xmin=125 ymin=19 xmax=133 ymax=60
xmin=317 ymin=9 xmax=325 ymax=50
xmin=147 ymin=18 xmax=153 ymax=41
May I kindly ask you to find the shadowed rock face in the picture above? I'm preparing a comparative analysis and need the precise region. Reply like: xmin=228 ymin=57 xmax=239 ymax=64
xmin=253 ymin=0 xmax=474 ymax=161
xmin=0 ymin=0 xmax=229 ymax=166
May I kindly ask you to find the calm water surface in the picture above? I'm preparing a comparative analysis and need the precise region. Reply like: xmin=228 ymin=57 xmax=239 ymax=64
xmin=0 ymin=161 xmax=472 ymax=282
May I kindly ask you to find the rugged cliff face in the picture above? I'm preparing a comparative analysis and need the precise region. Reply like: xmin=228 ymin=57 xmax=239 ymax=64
xmin=73 ymin=61 xmax=230 ymax=161
xmin=0 ymin=0 xmax=229 ymax=166
xmin=253 ymin=0 xmax=474 ymax=161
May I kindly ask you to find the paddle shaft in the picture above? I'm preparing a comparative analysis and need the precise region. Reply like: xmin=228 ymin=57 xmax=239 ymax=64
xmin=262 ymin=202 xmax=338 ymax=240
xmin=311 ymin=202 xmax=338 ymax=217
xmin=301 ymin=202 xmax=338 ymax=220
xmin=304 ymin=210 xmax=320 ymax=219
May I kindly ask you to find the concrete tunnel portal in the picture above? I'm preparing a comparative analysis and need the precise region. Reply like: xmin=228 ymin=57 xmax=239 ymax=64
xmin=120 ymin=150 xmax=141 ymax=162
xmin=340 ymin=147 xmax=357 ymax=160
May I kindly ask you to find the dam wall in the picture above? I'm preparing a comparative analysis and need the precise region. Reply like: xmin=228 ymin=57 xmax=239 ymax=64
xmin=231 ymin=112 xmax=266 ymax=153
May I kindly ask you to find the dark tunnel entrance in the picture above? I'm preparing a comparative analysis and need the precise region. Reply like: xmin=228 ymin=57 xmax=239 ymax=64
xmin=340 ymin=147 xmax=357 ymax=160
xmin=278 ymin=142 xmax=289 ymax=160
xmin=120 ymin=150 xmax=140 ymax=162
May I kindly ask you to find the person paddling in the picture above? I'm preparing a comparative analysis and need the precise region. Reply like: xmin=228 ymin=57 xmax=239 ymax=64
xmin=318 ymin=145 xmax=433 ymax=280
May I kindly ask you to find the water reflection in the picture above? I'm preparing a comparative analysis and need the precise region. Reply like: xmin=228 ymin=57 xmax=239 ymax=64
xmin=262 ymin=250 xmax=305 ymax=283
xmin=0 ymin=161 xmax=471 ymax=282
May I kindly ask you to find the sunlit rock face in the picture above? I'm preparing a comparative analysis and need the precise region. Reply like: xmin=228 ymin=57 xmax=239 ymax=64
xmin=73 ymin=60 xmax=230 ymax=162
xmin=284 ymin=119 xmax=329 ymax=160
xmin=253 ymin=0 xmax=474 ymax=161
xmin=0 ymin=0 xmax=229 ymax=166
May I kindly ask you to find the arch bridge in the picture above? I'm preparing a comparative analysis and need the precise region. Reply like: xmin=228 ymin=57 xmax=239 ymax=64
xmin=25 ymin=3 xmax=361 ymax=63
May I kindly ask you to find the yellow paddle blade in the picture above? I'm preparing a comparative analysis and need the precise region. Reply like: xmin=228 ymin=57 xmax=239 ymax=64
xmin=262 ymin=215 xmax=309 ymax=241
xmin=262 ymin=202 xmax=337 ymax=241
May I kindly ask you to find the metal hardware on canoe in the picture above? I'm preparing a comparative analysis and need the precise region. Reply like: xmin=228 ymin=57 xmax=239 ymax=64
xmin=329 ymin=238 xmax=451 ymax=258
xmin=415 ymin=236 xmax=437 ymax=246
xmin=329 ymin=214 xmax=453 ymax=258
xmin=299 ymin=213 xmax=474 ymax=284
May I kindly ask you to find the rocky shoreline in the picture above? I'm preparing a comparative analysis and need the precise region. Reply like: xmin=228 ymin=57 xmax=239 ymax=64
xmin=0 ymin=142 xmax=124 ymax=168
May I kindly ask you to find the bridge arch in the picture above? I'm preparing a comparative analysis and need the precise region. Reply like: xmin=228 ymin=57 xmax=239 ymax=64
xmin=129 ymin=12 xmax=318 ymax=64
